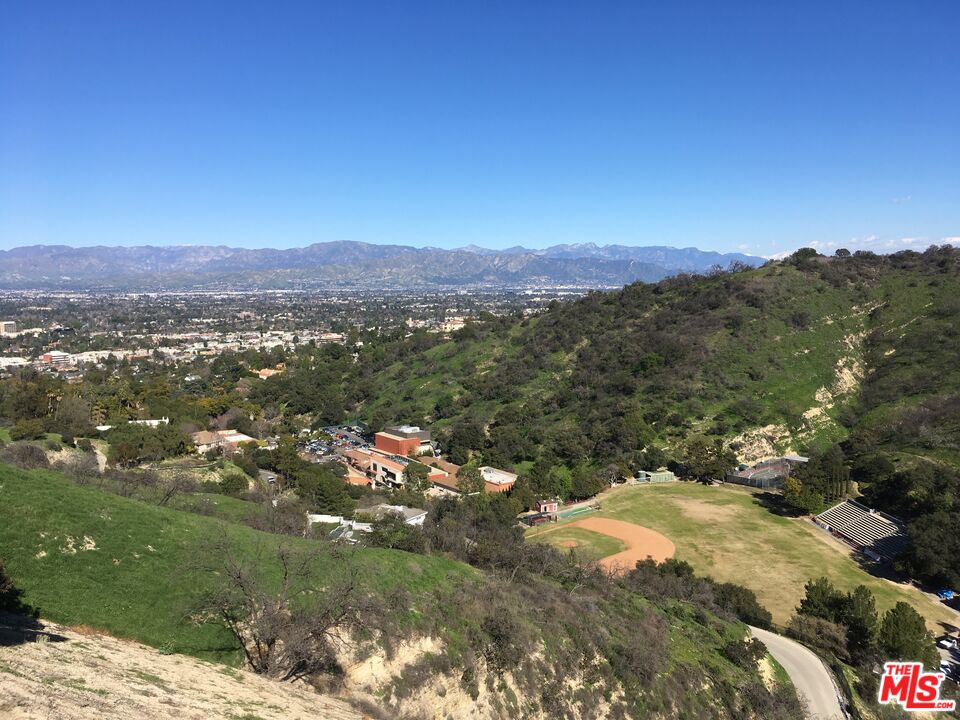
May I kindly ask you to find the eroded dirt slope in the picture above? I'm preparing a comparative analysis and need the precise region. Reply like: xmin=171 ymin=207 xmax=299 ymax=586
xmin=0 ymin=616 xmax=362 ymax=720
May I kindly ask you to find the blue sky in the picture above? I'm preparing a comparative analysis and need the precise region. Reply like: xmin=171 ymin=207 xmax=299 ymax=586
xmin=1 ymin=1 xmax=958 ymax=256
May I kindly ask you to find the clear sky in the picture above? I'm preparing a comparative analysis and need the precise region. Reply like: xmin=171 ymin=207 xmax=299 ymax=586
xmin=1 ymin=1 xmax=958 ymax=256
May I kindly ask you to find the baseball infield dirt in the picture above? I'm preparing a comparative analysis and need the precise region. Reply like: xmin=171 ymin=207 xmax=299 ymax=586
xmin=567 ymin=517 xmax=675 ymax=573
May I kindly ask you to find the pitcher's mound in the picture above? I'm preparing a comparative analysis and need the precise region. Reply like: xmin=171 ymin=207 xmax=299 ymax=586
xmin=560 ymin=540 xmax=578 ymax=549
xmin=568 ymin=517 xmax=674 ymax=574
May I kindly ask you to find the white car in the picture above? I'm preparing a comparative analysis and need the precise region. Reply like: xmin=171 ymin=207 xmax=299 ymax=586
xmin=938 ymin=637 xmax=959 ymax=650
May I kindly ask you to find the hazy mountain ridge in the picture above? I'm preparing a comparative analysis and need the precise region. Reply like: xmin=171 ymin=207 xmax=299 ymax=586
xmin=0 ymin=242 xmax=760 ymax=289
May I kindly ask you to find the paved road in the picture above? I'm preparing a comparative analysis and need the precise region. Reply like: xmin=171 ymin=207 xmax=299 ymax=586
xmin=751 ymin=626 xmax=845 ymax=720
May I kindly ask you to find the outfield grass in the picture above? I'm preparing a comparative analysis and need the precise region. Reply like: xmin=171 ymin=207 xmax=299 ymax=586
xmin=529 ymin=526 xmax=625 ymax=564
xmin=0 ymin=463 xmax=473 ymax=663
xmin=530 ymin=482 xmax=958 ymax=630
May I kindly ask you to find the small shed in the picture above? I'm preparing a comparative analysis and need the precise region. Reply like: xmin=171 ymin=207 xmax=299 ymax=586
xmin=635 ymin=469 xmax=676 ymax=483
xmin=536 ymin=499 xmax=559 ymax=514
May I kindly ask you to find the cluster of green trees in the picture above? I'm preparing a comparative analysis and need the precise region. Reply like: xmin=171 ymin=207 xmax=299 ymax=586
xmin=789 ymin=576 xmax=940 ymax=704
xmin=253 ymin=437 xmax=356 ymax=516
xmin=781 ymin=441 xmax=960 ymax=589
xmin=781 ymin=445 xmax=852 ymax=514
xmin=105 ymin=424 xmax=191 ymax=466
xmin=361 ymin=248 xmax=960 ymax=496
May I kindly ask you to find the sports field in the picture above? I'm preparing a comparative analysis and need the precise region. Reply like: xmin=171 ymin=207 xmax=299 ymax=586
xmin=531 ymin=517 xmax=674 ymax=572
xmin=530 ymin=526 xmax=626 ymax=564
xmin=527 ymin=482 xmax=958 ymax=630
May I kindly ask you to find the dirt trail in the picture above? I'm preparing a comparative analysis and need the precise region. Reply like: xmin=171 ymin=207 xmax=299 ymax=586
xmin=568 ymin=517 xmax=675 ymax=573
xmin=0 ymin=616 xmax=362 ymax=720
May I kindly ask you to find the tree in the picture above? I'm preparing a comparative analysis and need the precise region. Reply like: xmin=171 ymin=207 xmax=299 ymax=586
xmin=797 ymin=576 xmax=846 ymax=623
xmin=0 ymin=557 xmax=37 ymax=617
xmin=0 ymin=443 xmax=50 ymax=470
xmin=509 ymin=475 xmax=536 ymax=511
xmin=446 ymin=419 xmax=484 ymax=466
xmin=570 ymin=465 xmax=604 ymax=500
xmin=51 ymin=396 xmax=93 ymax=439
xmin=9 ymin=419 xmax=45 ymax=441
xmin=191 ymin=541 xmax=390 ymax=681
xmin=682 ymin=437 xmax=736 ymax=483
xmin=903 ymin=511 xmax=960 ymax=587
xmin=293 ymin=464 xmax=356 ymax=515
xmin=402 ymin=460 xmax=430 ymax=492
xmin=878 ymin=602 xmax=938 ymax=668
xmin=457 ymin=463 xmax=486 ymax=495
xmin=783 ymin=476 xmax=824 ymax=514
xmin=787 ymin=615 xmax=849 ymax=660
xmin=219 ymin=472 xmax=249 ymax=497
xmin=843 ymin=585 xmax=879 ymax=661
xmin=365 ymin=513 xmax=427 ymax=554
xmin=156 ymin=469 xmax=198 ymax=506
xmin=713 ymin=582 xmax=773 ymax=629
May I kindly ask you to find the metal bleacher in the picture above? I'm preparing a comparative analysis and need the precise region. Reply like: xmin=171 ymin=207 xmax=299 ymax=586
xmin=815 ymin=499 xmax=908 ymax=560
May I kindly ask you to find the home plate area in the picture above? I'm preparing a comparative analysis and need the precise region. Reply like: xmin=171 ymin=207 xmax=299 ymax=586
xmin=566 ymin=517 xmax=675 ymax=573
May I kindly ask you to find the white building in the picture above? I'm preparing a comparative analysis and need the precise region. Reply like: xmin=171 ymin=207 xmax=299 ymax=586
xmin=363 ymin=504 xmax=428 ymax=526
xmin=479 ymin=466 xmax=518 ymax=489
xmin=41 ymin=350 xmax=71 ymax=368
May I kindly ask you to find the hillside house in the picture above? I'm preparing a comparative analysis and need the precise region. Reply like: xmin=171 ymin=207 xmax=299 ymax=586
xmin=190 ymin=429 xmax=257 ymax=455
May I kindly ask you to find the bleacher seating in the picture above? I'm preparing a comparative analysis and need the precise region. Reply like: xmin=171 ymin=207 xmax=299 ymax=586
xmin=816 ymin=500 xmax=908 ymax=559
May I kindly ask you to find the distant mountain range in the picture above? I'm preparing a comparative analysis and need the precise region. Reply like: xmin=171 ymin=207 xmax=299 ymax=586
xmin=0 ymin=242 xmax=762 ymax=290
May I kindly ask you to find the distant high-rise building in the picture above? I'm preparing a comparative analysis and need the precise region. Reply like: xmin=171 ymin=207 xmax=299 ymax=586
xmin=0 ymin=321 xmax=16 ymax=336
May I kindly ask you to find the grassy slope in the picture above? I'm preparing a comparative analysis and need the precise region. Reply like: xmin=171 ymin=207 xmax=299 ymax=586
xmin=0 ymin=463 xmax=471 ymax=662
xmin=528 ymin=483 xmax=957 ymax=630
xmin=0 ymin=463 xmax=807 ymax=717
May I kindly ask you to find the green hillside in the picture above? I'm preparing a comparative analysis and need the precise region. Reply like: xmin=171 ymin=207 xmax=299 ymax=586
xmin=0 ymin=462 xmax=804 ymax=718
xmin=0 ymin=463 xmax=467 ymax=661
xmin=361 ymin=249 xmax=960 ymax=471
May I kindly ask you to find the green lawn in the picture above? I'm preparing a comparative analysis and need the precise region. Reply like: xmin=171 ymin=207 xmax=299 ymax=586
xmin=531 ymin=482 xmax=958 ymax=630
xmin=529 ymin=526 xmax=625 ymax=564
xmin=0 ymin=463 xmax=472 ymax=663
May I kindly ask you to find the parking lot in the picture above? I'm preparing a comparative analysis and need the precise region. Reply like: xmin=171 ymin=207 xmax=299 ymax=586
xmin=300 ymin=425 xmax=372 ymax=457
xmin=938 ymin=635 xmax=960 ymax=681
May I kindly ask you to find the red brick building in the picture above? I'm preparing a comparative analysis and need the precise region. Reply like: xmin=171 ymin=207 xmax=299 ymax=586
xmin=374 ymin=425 xmax=432 ymax=456
xmin=374 ymin=432 xmax=421 ymax=456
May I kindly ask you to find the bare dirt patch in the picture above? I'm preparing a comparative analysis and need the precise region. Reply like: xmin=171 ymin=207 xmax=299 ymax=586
xmin=0 ymin=617 xmax=361 ymax=720
xmin=560 ymin=540 xmax=578 ymax=549
xmin=567 ymin=517 xmax=675 ymax=573
xmin=669 ymin=497 xmax=740 ymax=524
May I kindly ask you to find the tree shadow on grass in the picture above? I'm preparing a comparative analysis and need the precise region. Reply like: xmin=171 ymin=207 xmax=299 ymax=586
xmin=751 ymin=491 xmax=806 ymax=518
xmin=0 ymin=612 xmax=68 ymax=647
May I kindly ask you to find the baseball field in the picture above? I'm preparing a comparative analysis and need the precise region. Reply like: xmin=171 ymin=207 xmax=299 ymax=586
xmin=527 ymin=482 xmax=958 ymax=630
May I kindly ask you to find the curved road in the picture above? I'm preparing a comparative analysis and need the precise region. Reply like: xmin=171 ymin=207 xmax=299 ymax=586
xmin=751 ymin=626 xmax=845 ymax=720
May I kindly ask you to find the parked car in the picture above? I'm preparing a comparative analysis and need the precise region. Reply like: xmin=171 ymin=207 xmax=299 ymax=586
xmin=937 ymin=588 xmax=955 ymax=601
xmin=938 ymin=636 xmax=959 ymax=650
